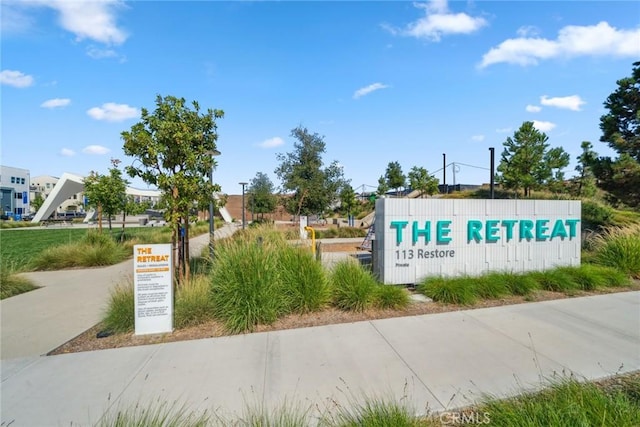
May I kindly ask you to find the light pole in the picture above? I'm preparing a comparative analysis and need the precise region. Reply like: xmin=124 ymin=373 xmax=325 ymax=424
xmin=208 ymin=150 xmax=221 ymax=260
xmin=239 ymin=182 xmax=248 ymax=229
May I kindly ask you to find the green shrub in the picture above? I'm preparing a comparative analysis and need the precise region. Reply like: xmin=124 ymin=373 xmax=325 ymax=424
xmin=590 ymin=225 xmax=640 ymax=278
xmin=210 ymin=239 xmax=287 ymax=333
xmin=373 ymin=285 xmax=410 ymax=310
xmin=582 ymin=200 xmax=614 ymax=229
xmin=174 ymin=276 xmax=216 ymax=329
xmin=331 ymin=260 xmax=378 ymax=312
xmin=417 ymin=276 xmax=476 ymax=305
xmin=279 ymin=246 xmax=330 ymax=314
xmin=103 ymin=282 xmax=135 ymax=334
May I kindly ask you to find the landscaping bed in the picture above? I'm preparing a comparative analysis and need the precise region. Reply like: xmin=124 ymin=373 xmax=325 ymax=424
xmin=49 ymin=284 xmax=638 ymax=356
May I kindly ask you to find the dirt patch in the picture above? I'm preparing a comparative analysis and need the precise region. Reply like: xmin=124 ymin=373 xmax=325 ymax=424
xmin=48 ymin=285 xmax=639 ymax=356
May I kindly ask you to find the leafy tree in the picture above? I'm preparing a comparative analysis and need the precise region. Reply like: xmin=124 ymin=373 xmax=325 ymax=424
xmin=275 ymin=126 xmax=346 ymax=217
xmin=122 ymin=95 xmax=223 ymax=283
xmin=376 ymin=175 xmax=389 ymax=196
xmin=544 ymin=146 xmax=571 ymax=193
xmin=594 ymin=62 xmax=640 ymax=208
xmin=339 ymin=184 xmax=358 ymax=217
xmin=31 ymin=193 xmax=44 ymax=213
xmin=408 ymin=166 xmax=439 ymax=198
xmin=247 ymin=172 xmax=277 ymax=220
xmin=385 ymin=161 xmax=406 ymax=196
xmin=572 ymin=141 xmax=598 ymax=198
xmin=83 ymin=159 xmax=128 ymax=232
xmin=497 ymin=121 xmax=569 ymax=197
xmin=600 ymin=61 xmax=640 ymax=162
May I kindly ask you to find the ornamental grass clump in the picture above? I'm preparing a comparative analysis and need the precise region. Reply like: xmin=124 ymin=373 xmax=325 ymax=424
xmin=331 ymin=260 xmax=378 ymax=312
xmin=32 ymin=231 xmax=128 ymax=270
xmin=210 ymin=239 xmax=287 ymax=334
xmin=103 ymin=281 xmax=135 ymax=334
xmin=174 ymin=275 xmax=216 ymax=329
xmin=279 ymin=245 xmax=330 ymax=314
xmin=530 ymin=268 xmax=580 ymax=293
xmin=373 ymin=284 xmax=410 ymax=310
xmin=589 ymin=224 xmax=640 ymax=278
xmin=417 ymin=276 xmax=476 ymax=305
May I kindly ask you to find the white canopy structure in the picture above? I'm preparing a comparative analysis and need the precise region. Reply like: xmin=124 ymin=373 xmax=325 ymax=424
xmin=32 ymin=173 xmax=86 ymax=223
xmin=31 ymin=172 xmax=231 ymax=223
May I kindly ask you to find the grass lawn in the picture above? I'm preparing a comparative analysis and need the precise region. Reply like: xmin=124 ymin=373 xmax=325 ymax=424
xmin=0 ymin=226 xmax=171 ymax=271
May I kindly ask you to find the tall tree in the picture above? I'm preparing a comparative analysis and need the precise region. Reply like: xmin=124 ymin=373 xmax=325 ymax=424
xmin=408 ymin=166 xmax=439 ymax=198
xmin=594 ymin=61 xmax=640 ymax=208
xmin=339 ymin=184 xmax=358 ymax=217
xmin=376 ymin=175 xmax=389 ymax=196
xmin=385 ymin=161 xmax=406 ymax=196
xmin=83 ymin=159 xmax=128 ymax=232
xmin=122 ymin=95 xmax=223 ymax=283
xmin=573 ymin=141 xmax=598 ymax=197
xmin=497 ymin=121 xmax=569 ymax=197
xmin=31 ymin=193 xmax=44 ymax=213
xmin=247 ymin=172 xmax=277 ymax=220
xmin=275 ymin=126 xmax=346 ymax=216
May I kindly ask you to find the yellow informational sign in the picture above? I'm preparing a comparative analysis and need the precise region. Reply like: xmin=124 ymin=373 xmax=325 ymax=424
xmin=133 ymin=244 xmax=173 ymax=335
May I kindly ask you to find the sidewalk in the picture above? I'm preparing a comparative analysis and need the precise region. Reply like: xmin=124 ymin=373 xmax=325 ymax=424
xmin=0 ymin=223 xmax=239 ymax=360
xmin=2 ymin=291 xmax=638 ymax=426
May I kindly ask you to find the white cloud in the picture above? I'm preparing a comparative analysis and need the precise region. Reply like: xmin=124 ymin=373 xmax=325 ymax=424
xmin=480 ymin=21 xmax=640 ymax=68
xmin=496 ymin=127 xmax=512 ymax=133
xmin=60 ymin=148 xmax=76 ymax=157
xmin=35 ymin=0 xmax=127 ymax=45
xmin=532 ymin=120 xmax=556 ymax=132
xmin=0 ymin=69 xmax=34 ymax=88
xmin=540 ymin=95 xmax=586 ymax=111
xmin=87 ymin=103 xmax=139 ymax=122
xmin=471 ymin=134 xmax=485 ymax=142
xmin=1 ymin=3 xmax=35 ymax=35
xmin=516 ymin=25 xmax=540 ymax=38
xmin=41 ymin=98 xmax=71 ymax=108
xmin=82 ymin=145 xmax=110 ymax=155
xmin=526 ymin=104 xmax=542 ymax=113
xmin=86 ymin=46 xmax=119 ymax=59
xmin=388 ymin=0 xmax=487 ymax=42
xmin=353 ymin=82 xmax=389 ymax=99
xmin=258 ymin=137 xmax=284 ymax=149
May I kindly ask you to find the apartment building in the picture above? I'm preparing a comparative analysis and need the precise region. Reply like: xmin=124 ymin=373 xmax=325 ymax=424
xmin=0 ymin=165 xmax=30 ymax=218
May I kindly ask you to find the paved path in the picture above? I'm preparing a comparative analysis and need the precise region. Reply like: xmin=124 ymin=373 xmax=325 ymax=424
xmin=1 ymin=292 xmax=638 ymax=426
xmin=0 ymin=224 xmax=239 ymax=360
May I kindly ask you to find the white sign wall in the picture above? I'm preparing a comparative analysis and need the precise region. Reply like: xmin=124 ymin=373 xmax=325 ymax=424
xmin=134 ymin=244 xmax=173 ymax=335
xmin=373 ymin=199 xmax=581 ymax=284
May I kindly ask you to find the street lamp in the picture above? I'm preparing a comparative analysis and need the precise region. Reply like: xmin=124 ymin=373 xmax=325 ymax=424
xmin=239 ymin=182 xmax=248 ymax=229
xmin=208 ymin=149 xmax=221 ymax=260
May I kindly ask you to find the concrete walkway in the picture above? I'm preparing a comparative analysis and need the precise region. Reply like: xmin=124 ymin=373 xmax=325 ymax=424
xmin=0 ymin=224 xmax=239 ymax=360
xmin=1 ymin=290 xmax=638 ymax=425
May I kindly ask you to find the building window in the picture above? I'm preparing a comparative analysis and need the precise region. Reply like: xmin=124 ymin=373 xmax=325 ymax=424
xmin=46 ymin=183 xmax=51 ymax=189
xmin=21 ymin=178 xmax=25 ymax=184
xmin=11 ymin=177 xmax=15 ymax=184
xmin=15 ymin=192 xmax=22 ymax=199
xmin=73 ymin=195 xmax=77 ymax=200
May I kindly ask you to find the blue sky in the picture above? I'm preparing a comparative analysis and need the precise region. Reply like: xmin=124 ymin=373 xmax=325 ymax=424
xmin=2 ymin=1 xmax=639 ymax=195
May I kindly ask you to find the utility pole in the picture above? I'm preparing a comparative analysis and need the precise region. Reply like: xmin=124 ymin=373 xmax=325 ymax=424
xmin=489 ymin=147 xmax=495 ymax=199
